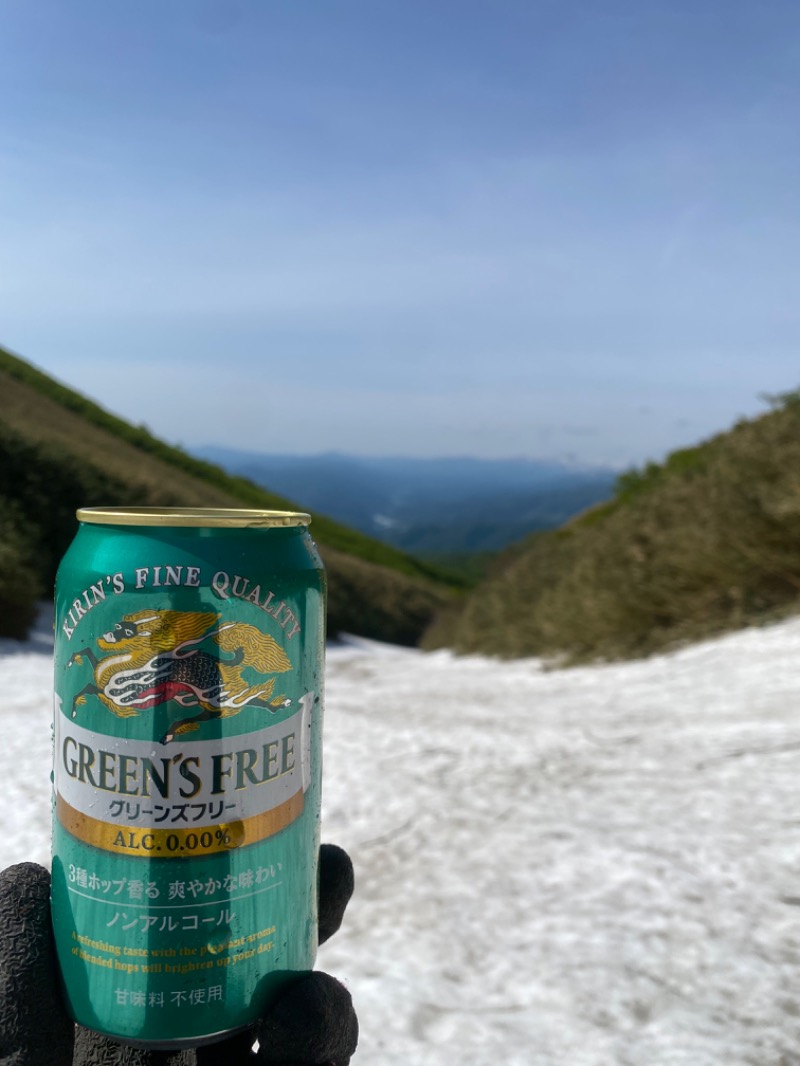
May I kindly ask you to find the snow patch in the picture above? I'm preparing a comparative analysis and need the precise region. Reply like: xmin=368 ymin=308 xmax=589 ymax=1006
xmin=2 ymin=611 xmax=799 ymax=1063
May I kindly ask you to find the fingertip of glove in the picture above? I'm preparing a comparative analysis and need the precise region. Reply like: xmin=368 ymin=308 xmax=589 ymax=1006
xmin=0 ymin=862 xmax=51 ymax=916
xmin=0 ymin=862 xmax=73 ymax=1066
xmin=318 ymin=845 xmax=354 ymax=946
xmin=0 ymin=862 xmax=53 ymax=960
xmin=256 ymin=972 xmax=358 ymax=1066
xmin=0 ymin=863 xmax=50 ymax=885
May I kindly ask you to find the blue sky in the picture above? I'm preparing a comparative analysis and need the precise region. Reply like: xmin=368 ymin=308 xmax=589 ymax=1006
xmin=1 ymin=0 xmax=799 ymax=468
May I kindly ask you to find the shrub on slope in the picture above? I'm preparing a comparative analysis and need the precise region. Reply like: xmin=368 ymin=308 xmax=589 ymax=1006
xmin=0 ymin=501 xmax=41 ymax=638
xmin=0 ymin=423 xmax=160 ymax=586
xmin=423 ymin=393 xmax=800 ymax=661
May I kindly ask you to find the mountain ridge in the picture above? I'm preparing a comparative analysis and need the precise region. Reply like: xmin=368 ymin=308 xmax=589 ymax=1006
xmin=423 ymin=390 xmax=800 ymax=661
xmin=195 ymin=446 xmax=618 ymax=555
xmin=0 ymin=345 xmax=455 ymax=643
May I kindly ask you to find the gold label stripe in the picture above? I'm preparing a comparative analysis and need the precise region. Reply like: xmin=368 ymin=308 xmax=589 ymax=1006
xmin=56 ymin=792 xmax=304 ymax=858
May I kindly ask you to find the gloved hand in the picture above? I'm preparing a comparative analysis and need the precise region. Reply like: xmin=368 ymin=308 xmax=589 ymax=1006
xmin=0 ymin=844 xmax=358 ymax=1066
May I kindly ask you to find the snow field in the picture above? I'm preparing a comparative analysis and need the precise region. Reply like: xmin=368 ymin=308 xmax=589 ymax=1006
xmin=1 ymin=610 xmax=800 ymax=1063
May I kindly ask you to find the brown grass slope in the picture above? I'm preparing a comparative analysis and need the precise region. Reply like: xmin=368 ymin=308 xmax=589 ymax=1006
xmin=0 ymin=347 xmax=453 ymax=642
xmin=423 ymin=392 xmax=800 ymax=662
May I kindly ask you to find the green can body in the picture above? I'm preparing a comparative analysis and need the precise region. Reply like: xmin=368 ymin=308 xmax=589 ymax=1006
xmin=51 ymin=508 xmax=325 ymax=1048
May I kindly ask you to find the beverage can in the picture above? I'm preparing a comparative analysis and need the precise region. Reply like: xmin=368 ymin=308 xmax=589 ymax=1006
xmin=51 ymin=507 xmax=325 ymax=1048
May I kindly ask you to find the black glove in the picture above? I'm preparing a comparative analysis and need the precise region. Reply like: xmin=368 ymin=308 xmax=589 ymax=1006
xmin=0 ymin=845 xmax=358 ymax=1066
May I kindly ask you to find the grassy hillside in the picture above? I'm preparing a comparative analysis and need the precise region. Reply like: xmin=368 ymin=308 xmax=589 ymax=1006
xmin=0 ymin=346 xmax=454 ymax=642
xmin=423 ymin=391 xmax=800 ymax=662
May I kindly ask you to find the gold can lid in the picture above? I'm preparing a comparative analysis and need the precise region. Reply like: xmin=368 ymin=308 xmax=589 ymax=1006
xmin=76 ymin=507 xmax=311 ymax=528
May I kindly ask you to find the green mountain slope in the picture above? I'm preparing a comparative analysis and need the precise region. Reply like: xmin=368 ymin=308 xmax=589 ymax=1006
xmin=423 ymin=391 xmax=800 ymax=662
xmin=0 ymin=346 xmax=454 ymax=642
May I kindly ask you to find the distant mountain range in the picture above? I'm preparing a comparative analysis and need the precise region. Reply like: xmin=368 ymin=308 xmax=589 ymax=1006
xmin=0 ymin=347 xmax=455 ymax=645
xmin=194 ymin=448 xmax=619 ymax=555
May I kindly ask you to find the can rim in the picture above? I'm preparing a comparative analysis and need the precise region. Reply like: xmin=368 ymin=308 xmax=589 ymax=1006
xmin=76 ymin=507 xmax=312 ymax=528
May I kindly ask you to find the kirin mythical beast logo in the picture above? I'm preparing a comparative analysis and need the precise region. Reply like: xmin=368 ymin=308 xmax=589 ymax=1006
xmin=67 ymin=610 xmax=293 ymax=744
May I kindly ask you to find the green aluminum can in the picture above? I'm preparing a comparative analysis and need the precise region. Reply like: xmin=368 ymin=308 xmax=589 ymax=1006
xmin=51 ymin=507 xmax=325 ymax=1049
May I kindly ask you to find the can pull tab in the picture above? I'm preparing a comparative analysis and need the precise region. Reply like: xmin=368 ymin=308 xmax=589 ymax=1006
xmin=299 ymin=692 xmax=315 ymax=793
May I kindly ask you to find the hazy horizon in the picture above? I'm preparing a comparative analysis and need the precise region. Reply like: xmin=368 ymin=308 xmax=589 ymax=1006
xmin=196 ymin=441 xmax=622 ymax=470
